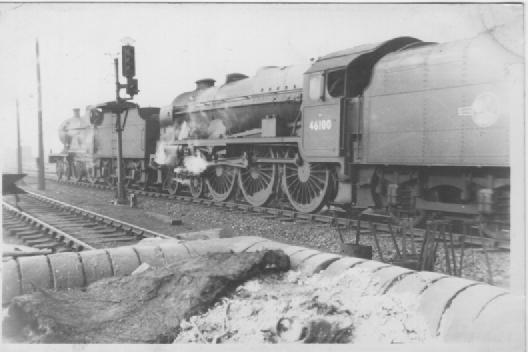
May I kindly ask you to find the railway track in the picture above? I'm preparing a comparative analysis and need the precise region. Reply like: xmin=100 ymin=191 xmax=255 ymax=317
xmin=38 ymin=176 xmax=509 ymax=251
xmin=2 ymin=189 xmax=174 ymax=254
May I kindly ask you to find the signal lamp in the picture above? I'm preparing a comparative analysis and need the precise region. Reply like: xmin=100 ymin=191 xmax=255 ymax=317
xmin=122 ymin=45 xmax=136 ymax=78
xmin=126 ymin=78 xmax=139 ymax=97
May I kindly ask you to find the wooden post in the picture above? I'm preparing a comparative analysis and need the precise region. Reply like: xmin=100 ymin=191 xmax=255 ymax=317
xmin=16 ymin=99 xmax=22 ymax=174
xmin=36 ymin=39 xmax=45 ymax=190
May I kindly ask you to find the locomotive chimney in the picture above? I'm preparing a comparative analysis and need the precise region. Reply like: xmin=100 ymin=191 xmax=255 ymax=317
xmin=73 ymin=108 xmax=80 ymax=118
xmin=195 ymin=78 xmax=215 ymax=90
xmin=225 ymin=73 xmax=248 ymax=84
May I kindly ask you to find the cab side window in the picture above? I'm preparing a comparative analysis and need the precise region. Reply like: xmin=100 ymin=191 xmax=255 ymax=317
xmin=309 ymin=74 xmax=324 ymax=101
xmin=327 ymin=69 xmax=345 ymax=98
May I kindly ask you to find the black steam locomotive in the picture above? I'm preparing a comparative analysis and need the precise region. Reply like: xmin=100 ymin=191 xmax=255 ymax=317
xmin=50 ymin=24 xmax=521 ymax=235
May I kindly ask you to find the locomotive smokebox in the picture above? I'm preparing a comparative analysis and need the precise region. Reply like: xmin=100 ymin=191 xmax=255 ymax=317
xmin=58 ymin=108 xmax=90 ymax=152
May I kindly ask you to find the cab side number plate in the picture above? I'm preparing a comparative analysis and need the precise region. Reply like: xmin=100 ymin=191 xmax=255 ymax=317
xmin=308 ymin=119 xmax=332 ymax=131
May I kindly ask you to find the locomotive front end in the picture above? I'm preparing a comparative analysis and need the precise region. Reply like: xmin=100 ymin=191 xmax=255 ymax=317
xmin=155 ymin=65 xmax=307 ymax=200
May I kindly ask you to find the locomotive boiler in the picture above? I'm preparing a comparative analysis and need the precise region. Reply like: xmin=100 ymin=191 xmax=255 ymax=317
xmin=158 ymin=66 xmax=307 ymax=140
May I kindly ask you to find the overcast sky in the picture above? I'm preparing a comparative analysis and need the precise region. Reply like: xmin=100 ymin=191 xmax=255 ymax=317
xmin=0 ymin=2 xmax=522 ymax=159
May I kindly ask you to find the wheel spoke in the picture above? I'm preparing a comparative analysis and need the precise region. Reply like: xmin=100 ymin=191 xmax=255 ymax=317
xmin=310 ymin=173 xmax=327 ymax=185
xmin=282 ymin=162 xmax=332 ymax=212
xmin=238 ymin=149 xmax=276 ymax=206
xmin=287 ymin=177 xmax=299 ymax=190
xmin=292 ymin=182 xmax=302 ymax=201
xmin=285 ymin=174 xmax=299 ymax=181
xmin=307 ymin=178 xmax=321 ymax=196
xmin=256 ymin=178 xmax=265 ymax=191
xmin=300 ymin=185 xmax=308 ymax=204
xmin=207 ymin=166 xmax=237 ymax=202
xmin=221 ymin=177 xmax=228 ymax=192
xmin=304 ymin=181 xmax=315 ymax=200
xmin=189 ymin=176 xmax=204 ymax=198
xmin=243 ymin=174 xmax=251 ymax=185
xmin=257 ymin=170 xmax=272 ymax=182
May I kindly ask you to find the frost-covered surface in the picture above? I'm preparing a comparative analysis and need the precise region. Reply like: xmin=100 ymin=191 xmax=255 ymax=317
xmin=175 ymin=270 xmax=431 ymax=343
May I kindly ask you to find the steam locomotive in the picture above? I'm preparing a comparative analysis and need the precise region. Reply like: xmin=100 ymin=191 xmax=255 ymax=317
xmin=49 ymin=106 xmax=160 ymax=186
xmin=50 ymin=24 xmax=521 ymax=234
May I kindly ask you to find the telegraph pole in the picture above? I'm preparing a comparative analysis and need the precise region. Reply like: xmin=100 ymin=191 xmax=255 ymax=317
xmin=36 ymin=39 xmax=45 ymax=190
xmin=16 ymin=99 xmax=22 ymax=174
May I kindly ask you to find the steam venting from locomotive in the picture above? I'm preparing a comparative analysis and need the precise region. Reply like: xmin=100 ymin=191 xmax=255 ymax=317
xmin=154 ymin=141 xmax=179 ymax=166
xmin=183 ymin=154 xmax=209 ymax=175
xmin=154 ymin=77 xmax=235 ymax=168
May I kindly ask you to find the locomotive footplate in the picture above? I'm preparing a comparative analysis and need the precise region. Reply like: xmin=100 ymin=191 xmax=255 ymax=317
xmin=164 ymin=136 xmax=300 ymax=147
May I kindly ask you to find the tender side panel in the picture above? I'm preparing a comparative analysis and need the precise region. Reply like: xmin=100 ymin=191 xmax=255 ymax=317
xmin=121 ymin=109 xmax=146 ymax=159
xmin=94 ymin=109 xmax=147 ymax=159
xmin=364 ymin=84 xmax=509 ymax=165
xmin=94 ymin=112 xmax=115 ymax=158
xmin=362 ymin=32 xmax=519 ymax=167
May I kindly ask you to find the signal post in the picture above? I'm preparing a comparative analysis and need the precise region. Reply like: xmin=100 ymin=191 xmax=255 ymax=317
xmin=96 ymin=44 xmax=139 ymax=205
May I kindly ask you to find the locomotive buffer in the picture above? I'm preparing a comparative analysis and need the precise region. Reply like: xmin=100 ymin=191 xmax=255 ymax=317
xmin=94 ymin=44 xmax=139 ymax=205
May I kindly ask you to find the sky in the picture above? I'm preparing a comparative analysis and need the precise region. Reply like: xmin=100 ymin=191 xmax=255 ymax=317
xmin=0 ymin=2 xmax=523 ymax=160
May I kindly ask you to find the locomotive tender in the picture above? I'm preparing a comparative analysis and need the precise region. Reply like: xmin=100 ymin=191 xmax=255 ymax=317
xmin=51 ymin=24 xmax=521 ymax=231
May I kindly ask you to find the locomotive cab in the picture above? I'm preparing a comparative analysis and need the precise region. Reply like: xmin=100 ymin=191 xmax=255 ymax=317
xmin=301 ymin=69 xmax=344 ymax=159
xmin=300 ymin=37 xmax=424 ymax=208
xmin=301 ymin=37 xmax=422 ymax=165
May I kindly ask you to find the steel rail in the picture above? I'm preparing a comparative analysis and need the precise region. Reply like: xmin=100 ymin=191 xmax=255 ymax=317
xmin=124 ymin=186 xmax=510 ymax=249
xmin=2 ymin=201 xmax=95 ymax=250
xmin=21 ymin=189 xmax=173 ymax=240
xmin=37 ymin=176 xmax=510 ymax=250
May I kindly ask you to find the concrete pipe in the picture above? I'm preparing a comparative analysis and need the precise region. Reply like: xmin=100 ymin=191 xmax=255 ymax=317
xmin=1 ymin=236 xmax=524 ymax=347
xmin=2 ymin=236 xmax=264 ymax=303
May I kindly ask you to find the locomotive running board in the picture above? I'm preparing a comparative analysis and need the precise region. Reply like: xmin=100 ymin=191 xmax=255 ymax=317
xmin=164 ymin=136 xmax=300 ymax=148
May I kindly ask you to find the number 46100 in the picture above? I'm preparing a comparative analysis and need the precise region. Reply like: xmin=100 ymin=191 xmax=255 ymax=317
xmin=308 ymin=119 xmax=332 ymax=131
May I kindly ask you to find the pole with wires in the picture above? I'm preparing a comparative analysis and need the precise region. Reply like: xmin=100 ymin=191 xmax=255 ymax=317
xmin=16 ymin=99 xmax=22 ymax=174
xmin=36 ymin=39 xmax=45 ymax=190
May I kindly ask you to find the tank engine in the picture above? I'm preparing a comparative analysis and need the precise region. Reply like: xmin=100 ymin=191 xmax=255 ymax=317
xmin=49 ymin=106 xmax=160 ymax=187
